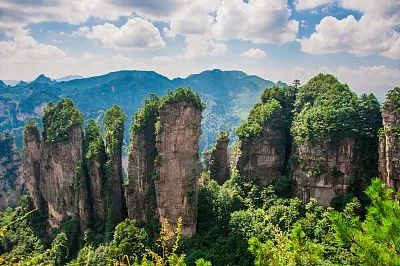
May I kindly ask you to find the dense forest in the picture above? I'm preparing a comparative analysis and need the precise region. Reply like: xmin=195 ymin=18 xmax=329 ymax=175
xmin=0 ymin=74 xmax=399 ymax=265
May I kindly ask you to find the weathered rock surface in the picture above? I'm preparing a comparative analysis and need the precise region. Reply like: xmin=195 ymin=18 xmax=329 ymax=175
xmin=209 ymin=135 xmax=230 ymax=185
xmin=155 ymin=102 xmax=202 ymax=236
xmin=379 ymin=87 xmax=400 ymax=191
xmin=126 ymin=121 xmax=157 ymax=223
xmin=87 ymin=157 xmax=106 ymax=222
xmin=293 ymin=138 xmax=358 ymax=206
xmin=40 ymin=125 xmax=86 ymax=229
xmin=0 ymin=132 xmax=24 ymax=210
xmin=236 ymin=123 xmax=287 ymax=186
xmin=23 ymin=125 xmax=43 ymax=210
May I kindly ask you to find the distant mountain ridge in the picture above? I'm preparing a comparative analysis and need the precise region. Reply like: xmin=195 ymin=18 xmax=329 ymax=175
xmin=0 ymin=69 xmax=285 ymax=150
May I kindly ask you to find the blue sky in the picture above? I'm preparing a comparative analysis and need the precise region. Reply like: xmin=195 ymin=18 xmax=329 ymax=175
xmin=0 ymin=0 xmax=399 ymax=98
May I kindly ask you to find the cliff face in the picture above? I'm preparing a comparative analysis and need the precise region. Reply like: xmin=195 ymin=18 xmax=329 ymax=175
xmin=379 ymin=87 xmax=400 ymax=191
xmin=0 ymin=132 xmax=24 ymax=210
xmin=40 ymin=125 xmax=85 ymax=229
xmin=209 ymin=135 xmax=230 ymax=185
xmin=293 ymin=139 xmax=358 ymax=206
xmin=155 ymin=101 xmax=202 ymax=236
xmin=237 ymin=123 xmax=287 ymax=186
xmin=126 ymin=121 xmax=157 ymax=222
xmin=23 ymin=125 xmax=43 ymax=210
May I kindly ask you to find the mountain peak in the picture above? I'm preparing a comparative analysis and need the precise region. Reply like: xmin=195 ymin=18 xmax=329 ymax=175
xmin=32 ymin=74 xmax=54 ymax=85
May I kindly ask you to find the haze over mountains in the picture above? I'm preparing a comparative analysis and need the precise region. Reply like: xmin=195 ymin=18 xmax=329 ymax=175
xmin=0 ymin=69 xmax=283 ymax=150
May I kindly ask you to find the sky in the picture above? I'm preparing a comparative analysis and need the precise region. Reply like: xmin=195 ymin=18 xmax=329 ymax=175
xmin=0 ymin=0 xmax=399 ymax=98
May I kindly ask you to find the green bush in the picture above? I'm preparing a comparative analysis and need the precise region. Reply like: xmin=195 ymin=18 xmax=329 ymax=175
xmin=130 ymin=94 xmax=160 ymax=135
xmin=159 ymin=87 xmax=204 ymax=110
xmin=42 ymin=99 xmax=83 ymax=143
xmin=104 ymin=105 xmax=125 ymax=156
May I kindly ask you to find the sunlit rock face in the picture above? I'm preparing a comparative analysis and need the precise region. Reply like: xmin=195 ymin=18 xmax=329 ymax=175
xmin=155 ymin=101 xmax=202 ymax=236
xmin=379 ymin=87 xmax=400 ymax=192
xmin=209 ymin=136 xmax=230 ymax=185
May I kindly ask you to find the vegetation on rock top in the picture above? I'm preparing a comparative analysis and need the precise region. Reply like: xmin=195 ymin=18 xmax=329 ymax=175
xmin=130 ymin=94 xmax=159 ymax=135
xmin=159 ymin=87 xmax=204 ymax=110
xmin=42 ymin=99 xmax=83 ymax=143
xmin=104 ymin=105 xmax=125 ymax=156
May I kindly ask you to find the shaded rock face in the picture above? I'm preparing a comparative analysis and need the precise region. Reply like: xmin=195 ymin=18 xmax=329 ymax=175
xmin=126 ymin=121 xmax=157 ymax=222
xmin=0 ymin=133 xmax=24 ymax=210
xmin=40 ymin=126 xmax=87 ymax=229
xmin=236 ymin=124 xmax=287 ymax=186
xmin=294 ymin=138 xmax=358 ymax=206
xmin=379 ymin=99 xmax=400 ymax=191
xmin=209 ymin=137 xmax=230 ymax=185
xmin=87 ymin=157 xmax=105 ymax=222
xmin=155 ymin=102 xmax=201 ymax=236
xmin=23 ymin=128 xmax=43 ymax=210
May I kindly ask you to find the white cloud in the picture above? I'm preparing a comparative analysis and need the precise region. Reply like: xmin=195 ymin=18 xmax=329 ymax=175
xmin=81 ymin=18 xmax=165 ymax=50
xmin=240 ymin=48 xmax=266 ymax=59
xmin=151 ymin=56 xmax=172 ymax=64
xmin=295 ymin=0 xmax=334 ymax=10
xmin=0 ymin=0 xmax=133 ymax=35
xmin=212 ymin=0 xmax=298 ymax=44
xmin=300 ymin=0 xmax=400 ymax=59
xmin=184 ymin=36 xmax=227 ymax=58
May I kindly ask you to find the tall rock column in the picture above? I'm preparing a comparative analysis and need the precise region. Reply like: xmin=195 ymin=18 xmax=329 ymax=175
xmin=104 ymin=105 xmax=126 ymax=234
xmin=209 ymin=132 xmax=230 ymax=185
xmin=40 ymin=99 xmax=88 ymax=230
xmin=155 ymin=88 xmax=202 ymax=236
xmin=84 ymin=120 xmax=106 ymax=225
xmin=236 ymin=99 xmax=288 ymax=186
xmin=0 ymin=132 xmax=24 ymax=210
xmin=379 ymin=87 xmax=400 ymax=191
xmin=126 ymin=96 xmax=159 ymax=223
xmin=23 ymin=121 xmax=43 ymax=210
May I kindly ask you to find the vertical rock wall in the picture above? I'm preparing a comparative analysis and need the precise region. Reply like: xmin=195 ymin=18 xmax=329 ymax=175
xmin=0 ymin=132 xmax=24 ymax=210
xmin=155 ymin=101 xmax=202 ymax=236
xmin=293 ymin=138 xmax=358 ymax=206
xmin=23 ymin=124 xmax=43 ymax=210
xmin=126 ymin=121 xmax=157 ymax=222
xmin=40 ymin=125 xmax=85 ymax=229
xmin=379 ymin=87 xmax=400 ymax=191
xmin=209 ymin=134 xmax=230 ymax=185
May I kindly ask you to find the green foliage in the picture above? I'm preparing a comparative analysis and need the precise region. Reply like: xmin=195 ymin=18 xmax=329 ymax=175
xmin=84 ymin=119 xmax=105 ymax=162
xmin=261 ymin=85 xmax=297 ymax=116
xmin=159 ymin=87 xmax=204 ymax=110
xmin=24 ymin=120 xmax=41 ymax=143
xmin=385 ymin=86 xmax=400 ymax=112
xmin=104 ymin=105 xmax=126 ymax=156
xmin=42 ymin=98 xmax=83 ymax=143
xmin=236 ymin=99 xmax=282 ymax=139
xmin=332 ymin=179 xmax=400 ymax=265
xmin=50 ymin=232 xmax=70 ymax=265
xmin=131 ymin=94 xmax=160 ymax=135
xmin=109 ymin=219 xmax=148 ymax=263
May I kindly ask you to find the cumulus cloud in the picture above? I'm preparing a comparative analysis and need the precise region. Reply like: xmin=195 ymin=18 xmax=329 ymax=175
xmin=184 ymin=36 xmax=227 ymax=58
xmin=80 ymin=17 xmax=165 ymax=50
xmin=295 ymin=0 xmax=334 ymax=10
xmin=300 ymin=0 xmax=400 ymax=59
xmin=240 ymin=48 xmax=266 ymax=59
xmin=212 ymin=0 xmax=298 ymax=44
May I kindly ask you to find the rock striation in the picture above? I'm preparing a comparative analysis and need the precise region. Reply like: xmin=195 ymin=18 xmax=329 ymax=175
xmin=154 ymin=89 xmax=203 ymax=236
xmin=379 ymin=87 xmax=400 ymax=191
xmin=293 ymin=139 xmax=358 ymax=206
xmin=126 ymin=96 xmax=158 ymax=223
xmin=236 ymin=98 xmax=289 ymax=186
xmin=0 ymin=132 xmax=24 ymax=210
xmin=209 ymin=133 xmax=230 ymax=185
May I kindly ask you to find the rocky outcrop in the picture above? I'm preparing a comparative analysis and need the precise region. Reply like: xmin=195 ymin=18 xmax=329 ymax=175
xmin=155 ymin=95 xmax=202 ymax=236
xmin=23 ymin=123 xmax=43 ymax=210
xmin=126 ymin=104 xmax=158 ymax=223
xmin=104 ymin=106 xmax=127 ymax=223
xmin=379 ymin=87 xmax=400 ymax=191
xmin=293 ymin=139 xmax=358 ymax=206
xmin=235 ymin=99 xmax=288 ymax=186
xmin=209 ymin=133 xmax=230 ymax=185
xmin=0 ymin=132 xmax=24 ymax=210
xmin=40 ymin=125 xmax=85 ymax=229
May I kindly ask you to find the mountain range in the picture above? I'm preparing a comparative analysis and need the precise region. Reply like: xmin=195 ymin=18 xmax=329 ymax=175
xmin=0 ymin=69 xmax=284 ymax=150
